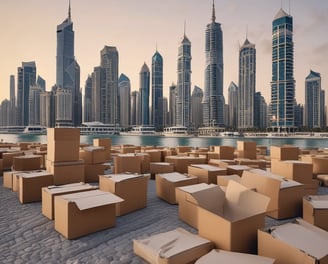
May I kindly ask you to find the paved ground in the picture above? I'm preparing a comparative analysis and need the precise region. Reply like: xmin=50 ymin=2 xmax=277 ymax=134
xmin=0 ymin=176 xmax=327 ymax=264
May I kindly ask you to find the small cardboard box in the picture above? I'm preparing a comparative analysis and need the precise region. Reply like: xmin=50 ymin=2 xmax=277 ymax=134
xmin=271 ymin=159 xmax=313 ymax=183
xmin=84 ymin=163 xmax=107 ymax=183
xmin=99 ymin=173 xmax=149 ymax=216
xmin=176 ymin=183 xmax=219 ymax=229
xmin=149 ymin=162 xmax=174 ymax=179
xmin=114 ymin=154 xmax=142 ymax=174
xmin=241 ymin=169 xmax=304 ymax=219
xmin=12 ymin=170 xmax=44 ymax=192
xmin=18 ymin=171 xmax=53 ymax=203
xmin=195 ymin=249 xmax=275 ymax=264
xmin=13 ymin=155 xmax=42 ymax=171
xmin=79 ymin=146 xmax=106 ymax=164
xmin=133 ymin=228 xmax=213 ymax=264
xmin=47 ymin=128 xmax=80 ymax=162
xmin=270 ymin=145 xmax=299 ymax=160
xmin=188 ymin=164 xmax=227 ymax=184
xmin=312 ymin=157 xmax=328 ymax=175
xmin=258 ymin=218 xmax=328 ymax=264
xmin=165 ymin=156 xmax=206 ymax=174
xmin=42 ymin=182 xmax=98 ymax=220
xmin=213 ymin=146 xmax=235 ymax=160
xmin=54 ymin=190 xmax=123 ymax=239
xmin=227 ymin=165 xmax=252 ymax=176
xmin=237 ymin=141 xmax=256 ymax=151
xmin=143 ymin=149 xmax=162 ymax=162
xmin=197 ymin=181 xmax=270 ymax=253
xmin=3 ymin=151 xmax=25 ymax=170
xmin=303 ymin=195 xmax=328 ymax=231
xmin=46 ymin=159 xmax=85 ymax=185
xmin=217 ymin=174 xmax=241 ymax=186
xmin=236 ymin=150 xmax=257 ymax=160
xmin=93 ymin=138 xmax=111 ymax=161
xmin=155 ymin=172 xmax=198 ymax=204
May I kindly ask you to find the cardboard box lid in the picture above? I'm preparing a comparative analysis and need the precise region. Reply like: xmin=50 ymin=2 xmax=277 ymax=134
xmin=195 ymin=249 xmax=275 ymax=264
xmin=102 ymin=173 xmax=144 ymax=182
xmin=270 ymin=218 xmax=328 ymax=259
xmin=304 ymin=195 xmax=328 ymax=209
xmin=14 ymin=154 xmax=42 ymax=159
xmin=82 ymin=146 xmax=105 ymax=152
xmin=134 ymin=228 xmax=212 ymax=259
xmin=177 ymin=183 xmax=217 ymax=194
xmin=46 ymin=183 xmax=96 ymax=194
xmin=159 ymin=172 xmax=196 ymax=182
xmin=19 ymin=171 xmax=52 ymax=178
xmin=60 ymin=190 xmax=124 ymax=210
xmin=190 ymin=164 xmax=226 ymax=172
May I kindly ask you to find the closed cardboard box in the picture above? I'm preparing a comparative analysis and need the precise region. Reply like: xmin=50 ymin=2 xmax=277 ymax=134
xmin=99 ymin=173 xmax=149 ymax=216
xmin=114 ymin=154 xmax=142 ymax=174
xmin=237 ymin=141 xmax=256 ymax=151
xmin=93 ymin=138 xmax=111 ymax=161
xmin=3 ymin=151 xmax=25 ymax=170
xmin=235 ymin=158 xmax=266 ymax=170
xmin=165 ymin=156 xmax=206 ymax=174
xmin=42 ymin=183 xmax=98 ymax=220
xmin=213 ymin=146 xmax=235 ymax=160
xmin=54 ymin=190 xmax=123 ymax=239
xmin=303 ymin=195 xmax=328 ymax=231
xmin=258 ymin=218 xmax=328 ymax=264
xmin=133 ymin=228 xmax=213 ymax=264
xmin=84 ymin=163 xmax=107 ymax=183
xmin=13 ymin=155 xmax=42 ymax=171
xmin=208 ymin=159 xmax=236 ymax=168
xmin=13 ymin=170 xmax=44 ymax=192
xmin=270 ymin=145 xmax=299 ymax=160
xmin=79 ymin=146 xmax=106 ymax=164
xmin=3 ymin=170 xmax=23 ymax=189
xmin=149 ymin=162 xmax=174 ymax=179
xmin=188 ymin=164 xmax=227 ymax=184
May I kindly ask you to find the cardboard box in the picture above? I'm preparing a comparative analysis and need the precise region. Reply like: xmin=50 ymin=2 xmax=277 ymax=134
xmin=270 ymin=145 xmax=299 ymax=160
xmin=188 ymin=164 xmax=227 ymax=184
xmin=47 ymin=128 xmax=80 ymax=162
xmin=165 ymin=156 xmax=206 ymax=174
xmin=208 ymin=159 xmax=236 ymax=168
xmin=258 ymin=218 xmax=328 ymax=264
xmin=13 ymin=155 xmax=42 ymax=171
xmin=99 ymin=173 xmax=149 ymax=216
xmin=54 ymin=190 xmax=123 ymax=239
xmin=133 ymin=228 xmax=213 ymax=264
xmin=2 ymin=151 xmax=25 ymax=170
xmin=303 ymin=195 xmax=328 ymax=231
xmin=114 ymin=154 xmax=142 ymax=174
xmin=93 ymin=138 xmax=111 ymax=161
xmin=79 ymin=146 xmax=106 ymax=164
xmin=237 ymin=141 xmax=256 ymax=151
xmin=176 ymin=146 xmax=192 ymax=154
xmin=236 ymin=150 xmax=257 ymax=160
xmin=18 ymin=171 xmax=53 ymax=203
xmin=42 ymin=183 xmax=98 ymax=220
xmin=176 ymin=183 xmax=219 ymax=229
xmin=312 ymin=157 xmax=328 ymax=175
xmin=84 ymin=163 xmax=107 ymax=183
xmin=317 ymin=174 xmax=328 ymax=186
xmin=156 ymin=172 xmax=198 ymax=204
xmin=217 ymin=174 xmax=241 ymax=186
xmin=241 ymin=169 xmax=304 ymax=219
xmin=143 ymin=149 xmax=162 ymax=162
xmin=234 ymin=158 xmax=266 ymax=170
xmin=271 ymin=159 xmax=313 ymax=183
xmin=227 ymin=165 xmax=252 ymax=176
xmin=213 ymin=146 xmax=235 ymax=160
xmin=46 ymin=159 xmax=85 ymax=185
xmin=197 ymin=181 xmax=270 ymax=253
xmin=3 ymin=170 xmax=23 ymax=189
xmin=195 ymin=249 xmax=275 ymax=264
xmin=149 ymin=162 xmax=174 ymax=179
xmin=12 ymin=170 xmax=44 ymax=192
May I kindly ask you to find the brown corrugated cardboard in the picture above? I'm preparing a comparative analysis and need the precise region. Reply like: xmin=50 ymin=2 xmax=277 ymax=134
xmin=114 ymin=154 xmax=142 ymax=174
xmin=270 ymin=145 xmax=299 ymax=160
xmin=99 ymin=173 xmax=148 ymax=216
xmin=318 ymin=174 xmax=328 ymax=186
xmin=46 ymin=159 xmax=85 ymax=185
xmin=258 ymin=218 xmax=328 ymax=264
xmin=303 ymin=195 xmax=328 ymax=231
xmin=149 ymin=162 xmax=174 ymax=179
xmin=54 ymin=190 xmax=123 ymax=239
xmin=241 ymin=169 xmax=304 ymax=219
xmin=237 ymin=141 xmax=256 ymax=151
xmin=235 ymin=158 xmax=266 ymax=170
xmin=12 ymin=170 xmax=44 ymax=192
xmin=79 ymin=146 xmax=106 ymax=164
xmin=188 ymin=164 xmax=227 ymax=184
xmin=213 ymin=146 xmax=235 ymax=160
xmin=93 ymin=138 xmax=111 ymax=161
xmin=208 ymin=159 xmax=236 ymax=168
xmin=217 ymin=174 xmax=241 ymax=186
xmin=18 ymin=171 xmax=53 ymax=203
xmin=42 ymin=183 xmax=98 ymax=220
xmin=143 ymin=149 xmax=162 ymax=162
xmin=165 ymin=156 xmax=206 ymax=174
xmin=3 ymin=151 xmax=25 ymax=170
xmin=197 ymin=181 xmax=270 ymax=253
xmin=3 ymin=170 xmax=23 ymax=189
xmin=133 ymin=228 xmax=213 ymax=264
xmin=312 ymin=157 xmax=328 ymax=175
xmin=155 ymin=172 xmax=198 ymax=204
xmin=195 ymin=249 xmax=275 ymax=264
xmin=0 ymin=159 xmax=3 ymax=176
xmin=84 ymin=163 xmax=107 ymax=183
xmin=13 ymin=155 xmax=42 ymax=171
xmin=227 ymin=165 xmax=252 ymax=176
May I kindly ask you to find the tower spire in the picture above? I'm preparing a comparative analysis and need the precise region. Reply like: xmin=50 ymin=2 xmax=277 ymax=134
xmin=68 ymin=0 xmax=71 ymax=21
xmin=212 ymin=0 xmax=216 ymax=22
xmin=184 ymin=20 xmax=186 ymax=37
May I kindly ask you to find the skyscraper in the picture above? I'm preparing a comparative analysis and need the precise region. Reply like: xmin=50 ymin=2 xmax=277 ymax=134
xmin=29 ymin=85 xmax=42 ymax=125
xmin=83 ymin=76 xmax=92 ymax=123
xmin=176 ymin=27 xmax=191 ymax=128
xmin=139 ymin=63 xmax=150 ymax=126
xmin=254 ymin=92 xmax=267 ymax=129
xmin=118 ymin=73 xmax=131 ymax=129
xmin=40 ymin=90 xmax=55 ymax=128
xmin=151 ymin=50 xmax=163 ymax=130
xmin=191 ymin=86 xmax=203 ymax=130
xmin=238 ymin=38 xmax=256 ymax=129
xmin=168 ymin=83 xmax=177 ymax=126
xmin=56 ymin=1 xmax=81 ymax=126
xmin=130 ymin=91 xmax=138 ymax=126
xmin=228 ymin=81 xmax=238 ymax=129
xmin=271 ymin=8 xmax=295 ymax=132
xmin=203 ymin=0 xmax=224 ymax=127
xmin=9 ymin=75 xmax=16 ymax=126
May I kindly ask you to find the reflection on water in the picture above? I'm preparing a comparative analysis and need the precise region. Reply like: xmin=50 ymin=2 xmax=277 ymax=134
xmin=1 ymin=133 xmax=328 ymax=151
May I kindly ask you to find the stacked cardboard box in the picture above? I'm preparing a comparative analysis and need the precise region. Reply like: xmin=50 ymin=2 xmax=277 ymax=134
xmin=236 ymin=141 xmax=257 ymax=159
xmin=93 ymin=138 xmax=111 ymax=161
xmin=213 ymin=146 xmax=235 ymax=160
xmin=80 ymin=146 xmax=107 ymax=182
xmin=270 ymin=145 xmax=299 ymax=160
xmin=234 ymin=158 xmax=266 ymax=170
xmin=46 ymin=128 xmax=84 ymax=185
xmin=165 ymin=156 xmax=206 ymax=174
xmin=303 ymin=195 xmax=328 ymax=231
xmin=188 ymin=164 xmax=227 ymax=184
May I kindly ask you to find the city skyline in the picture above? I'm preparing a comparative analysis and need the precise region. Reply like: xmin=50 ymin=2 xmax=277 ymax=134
xmin=0 ymin=0 xmax=327 ymax=106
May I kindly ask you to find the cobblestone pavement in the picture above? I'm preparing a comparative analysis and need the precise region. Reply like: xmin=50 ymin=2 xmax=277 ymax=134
xmin=0 ymin=177 xmax=327 ymax=263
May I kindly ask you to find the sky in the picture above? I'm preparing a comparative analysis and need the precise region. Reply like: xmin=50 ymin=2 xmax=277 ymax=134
xmin=0 ymin=0 xmax=327 ymax=105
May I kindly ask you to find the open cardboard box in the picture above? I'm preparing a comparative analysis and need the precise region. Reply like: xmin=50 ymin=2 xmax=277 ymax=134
xmin=188 ymin=164 xmax=227 ymax=184
xmin=258 ymin=218 xmax=328 ymax=264
xmin=303 ymin=195 xmax=328 ymax=231
xmin=194 ymin=181 xmax=270 ymax=253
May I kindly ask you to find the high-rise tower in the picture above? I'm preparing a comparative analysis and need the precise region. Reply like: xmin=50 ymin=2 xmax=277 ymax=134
xmin=118 ymin=73 xmax=131 ymax=129
xmin=139 ymin=63 xmax=150 ymax=126
xmin=271 ymin=8 xmax=295 ymax=132
xmin=203 ymin=0 xmax=224 ymax=127
xmin=151 ymin=50 xmax=163 ymax=130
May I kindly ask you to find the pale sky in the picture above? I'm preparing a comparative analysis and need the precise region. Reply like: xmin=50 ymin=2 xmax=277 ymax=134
xmin=0 ymin=0 xmax=327 ymax=106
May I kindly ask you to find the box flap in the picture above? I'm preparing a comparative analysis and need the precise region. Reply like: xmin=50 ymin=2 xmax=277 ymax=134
xmin=305 ymin=195 xmax=328 ymax=209
xmin=102 ymin=173 xmax=144 ymax=182
xmin=47 ymin=183 xmax=96 ymax=194
xmin=270 ymin=219 xmax=328 ymax=259
xmin=190 ymin=164 xmax=225 ymax=172
xmin=160 ymin=172 xmax=196 ymax=182
xmin=177 ymin=183 xmax=217 ymax=194
xmin=61 ymin=190 xmax=124 ymax=210
xmin=195 ymin=249 xmax=275 ymax=264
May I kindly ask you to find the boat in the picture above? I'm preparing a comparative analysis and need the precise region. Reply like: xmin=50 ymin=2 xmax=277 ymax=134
xmin=162 ymin=126 xmax=192 ymax=137
xmin=243 ymin=132 xmax=328 ymax=139
xmin=79 ymin=122 xmax=120 ymax=135
xmin=120 ymin=126 xmax=158 ymax=136
xmin=23 ymin=125 xmax=47 ymax=134
xmin=0 ymin=126 xmax=25 ymax=134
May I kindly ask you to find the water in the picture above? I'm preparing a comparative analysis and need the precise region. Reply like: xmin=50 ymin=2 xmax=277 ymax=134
xmin=1 ymin=133 xmax=328 ymax=151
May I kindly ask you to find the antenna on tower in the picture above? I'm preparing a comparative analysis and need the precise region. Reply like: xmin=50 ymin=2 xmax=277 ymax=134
xmin=68 ymin=0 xmax=71 ymax=20
xmin=184 ymin=20 xmax=186 ymax=37
xmin=212 ymin=0 xmax=216 ymax=22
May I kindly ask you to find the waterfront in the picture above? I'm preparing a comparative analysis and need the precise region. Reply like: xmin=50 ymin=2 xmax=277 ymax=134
xmin=1 ymin=133 xmax=328 ymax=151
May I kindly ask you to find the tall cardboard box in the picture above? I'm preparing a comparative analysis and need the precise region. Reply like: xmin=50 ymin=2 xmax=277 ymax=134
xmin=188 ymin=164 xmax=227 ymax=184
xmin=54 ymin=190 xmax=123 ymax=239
xmin=270 ymin=145 xmax=299 ymax=160
xmin=258 ymin=218 xmax=328 ymax=264
xmin=99 ymin=173 xmax=149 ymax=216
xmin=149 ymin=162 xmax=174 ymax=179
xmin=197 ymin=181 xmax=270 ymax=253
xmin=155 ymin=172 xmax=198 ymax=204
xmin=47 ymin=128 xmax=80 ymax=162
xmin=42 ymin=183 xmax=98 ymax=220
xmin=13 ymin=155 xmax=42 ymax=171
xmin=303 ymin=195 xmax=328 ymax=231
xmin=18 ymin=171 xmax=53 ymax=203
xmin=213 ymin=146 xmax=235 ymax=160
xmin=165 ymin=156 xmax=206 ymax=174
xmin=133 ymin=228 xmax=213 ymax=264
xmin=241 ymin=169 xmax=304 ymax=219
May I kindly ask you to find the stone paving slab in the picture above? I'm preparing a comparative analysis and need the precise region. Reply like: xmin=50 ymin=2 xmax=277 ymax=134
xmin=0 ymin=176 xmax=327 ymax=263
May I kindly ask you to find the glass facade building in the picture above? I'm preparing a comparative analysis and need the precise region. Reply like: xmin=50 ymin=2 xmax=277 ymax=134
xmin=151 ymin=51 xmax=163 ymax=130
xmin=140 ymin=63 xmax=150 ymax=126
